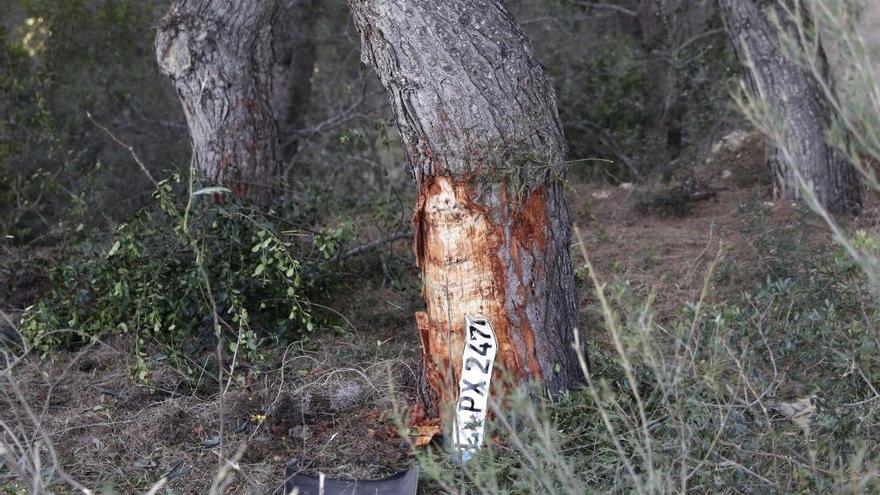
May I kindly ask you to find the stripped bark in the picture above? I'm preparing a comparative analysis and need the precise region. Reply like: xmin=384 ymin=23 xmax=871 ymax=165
xmin=348 ymin=0 xmax=583 ymax=419
xmin=156 ymin=0 xmax=281 ymax=205
xmin=718 ymin=0 xmax=861 ymax=214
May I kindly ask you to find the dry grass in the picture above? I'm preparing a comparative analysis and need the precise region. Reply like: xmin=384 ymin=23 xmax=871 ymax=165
xmin=0 ymin=324 xmax=420 ymax=493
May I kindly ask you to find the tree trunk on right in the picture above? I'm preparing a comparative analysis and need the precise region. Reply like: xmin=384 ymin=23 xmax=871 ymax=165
xmin=718 ymin=0 xmax=861 ymax=214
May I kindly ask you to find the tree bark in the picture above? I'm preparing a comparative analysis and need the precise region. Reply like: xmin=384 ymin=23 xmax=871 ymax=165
xmin=348 ymin=0 xmax=583 ymax=420
xmin=718 ymin=0 xmax=860 ymax=214
xmin=272 ymin=0 xmax=319 ymax=163
xmin=156 ymin=0 xmax=281 ymax=206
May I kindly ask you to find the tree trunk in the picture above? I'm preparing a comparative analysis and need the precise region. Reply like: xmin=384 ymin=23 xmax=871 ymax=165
xmin=156 ymin=0 xmax=281 ymax=206
xmin=718 ymin=0 xmax=861 ymax=214
xmin=348 ymin=0 xmax=583 ymax=420
xmin=638 ymin=0 xmax=682 ymax=172
xmin=272 ymin=0 xmax=319 ymax=163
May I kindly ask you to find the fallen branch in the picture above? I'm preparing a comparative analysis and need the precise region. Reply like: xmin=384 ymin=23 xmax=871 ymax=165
xmin=336 ymin=230 xmax=413 ymax=261
xmin=572 ymin=1 xmax=637 ymax=17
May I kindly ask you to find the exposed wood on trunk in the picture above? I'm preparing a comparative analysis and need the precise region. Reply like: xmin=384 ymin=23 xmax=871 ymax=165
xmin=272 ymin=0 xmax=320 ymax=163
xmin=718 ymin=0 xmax=861 ymax=214
xmin=348 ymin=0 xmax=583 ymax=420
xmin=156 ymin=0 xmax=281 ymax=206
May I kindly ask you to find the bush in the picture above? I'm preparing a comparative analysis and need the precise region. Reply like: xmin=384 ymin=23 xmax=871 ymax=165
xmin=19 ymin=174 xmax=331 ymax=360
xmin=0 ymin=21 xmax=60 ymax=241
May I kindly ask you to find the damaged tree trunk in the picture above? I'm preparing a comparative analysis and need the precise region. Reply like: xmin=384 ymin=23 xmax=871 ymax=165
xmin=348 ymin=0 xmax=583 ymax=419
xmin=156 ymin=0 xmax=281 ymax=206
xmin=718 ymin=0 xmax=861 ymax=214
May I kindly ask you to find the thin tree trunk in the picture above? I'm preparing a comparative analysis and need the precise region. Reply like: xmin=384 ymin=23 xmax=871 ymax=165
xmin=156 ymin=0 xmax=281 ymax=206
xmin=273 ymin=0 xmax=319 ymax=163
xmin=348 ymin=0 xmax=583 ymax=420
xmin=718 ymin=0 xmax=861 ymax=214
xmin=638 ymin=0 xmax=682 ymax=172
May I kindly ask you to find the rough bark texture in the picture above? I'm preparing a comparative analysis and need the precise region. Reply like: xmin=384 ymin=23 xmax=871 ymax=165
xmin=718 ymin=0 xmax=861 ymax=214
xmin=638 ymin=0 xmax=682 ymax=170
xmin=156 ymin=0 xmax=281 ymax=206
xmin=348 ymin=0 xmax=582 ymax=419
xmin=272 ymin=0 xmax=319 ymax=163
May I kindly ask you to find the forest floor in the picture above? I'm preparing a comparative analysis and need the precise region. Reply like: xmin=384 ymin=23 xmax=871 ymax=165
xmin=2 ymin=129 xmax=876 ymax=493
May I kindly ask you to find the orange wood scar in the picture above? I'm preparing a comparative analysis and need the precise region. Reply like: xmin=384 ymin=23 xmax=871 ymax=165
xmin=412 ymin=175 xmax=550 ymax=419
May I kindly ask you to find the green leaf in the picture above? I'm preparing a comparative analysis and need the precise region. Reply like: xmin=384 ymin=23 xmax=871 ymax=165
xmin=107 ymin=240 xmax=121 ymax=258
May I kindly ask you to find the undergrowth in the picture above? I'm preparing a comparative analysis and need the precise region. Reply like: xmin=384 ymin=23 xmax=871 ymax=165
xmin=17 ymin=173 xmax=345 ymax=370
xmin=415 ymin=228 xmax=880 ymax=493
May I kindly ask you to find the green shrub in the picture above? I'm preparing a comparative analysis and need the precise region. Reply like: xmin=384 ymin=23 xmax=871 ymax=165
xmin=19 ymin=175 xmax=328 ymax=358
xmin=0 ymin=21 xmax=60 ymax=241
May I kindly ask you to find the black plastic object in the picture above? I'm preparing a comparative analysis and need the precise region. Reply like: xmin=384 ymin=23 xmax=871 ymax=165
xmin=283 ymin=464 xmax=419 ymax=495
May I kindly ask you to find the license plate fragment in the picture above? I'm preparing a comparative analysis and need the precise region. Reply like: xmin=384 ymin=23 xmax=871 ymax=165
xmin=454 ymin=315 xmax=497 ymax=463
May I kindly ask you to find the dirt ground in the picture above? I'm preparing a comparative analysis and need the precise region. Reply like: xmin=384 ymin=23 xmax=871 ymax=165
xmin=2 ymin=332 xmax=425 ymax=493
xmin=571 ymin=130 xmax=876 ymax=323
xmin=1 ymin=261 xmax=426 ymax=493
xmin=2 ymin=129 xmax=877 ymax=493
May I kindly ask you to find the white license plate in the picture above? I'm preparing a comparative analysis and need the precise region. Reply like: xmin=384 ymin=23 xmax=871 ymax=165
xmin=454 ymin=315 xmax=497 ymax=462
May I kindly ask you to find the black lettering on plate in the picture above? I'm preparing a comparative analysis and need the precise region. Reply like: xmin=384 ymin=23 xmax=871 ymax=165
xmin=468 ymin=342 xmax=492 ymax=356
xmin=469 ymin=324 xmax=492 ymax=340
xmin=464 ymin=357 xmax=490 ymax=374
xmin=461 ymin=379 xmax=487 ymax=396
xmin=458 ymin=396 xmax=481 ymax=413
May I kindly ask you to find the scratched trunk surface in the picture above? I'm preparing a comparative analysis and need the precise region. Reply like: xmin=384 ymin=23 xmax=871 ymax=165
xmin=349 ymin=0 xmax=582 ymax=419
xmin=719 ymin=0 xmax=861 ymax=214
xmin=156 ymin=0 xmax=281 ymax=206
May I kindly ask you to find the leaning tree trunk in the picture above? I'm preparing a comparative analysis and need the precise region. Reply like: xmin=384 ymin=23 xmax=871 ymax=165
xmin=156 ymin=0 xmax=281 ymax=206
xmin=348 ymin=0 xmax=583 ymax=420
xmin=272 ymin=0 xmax=319 ymax=163
xmin=718 ymin=0 xmax=861 ymax=214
